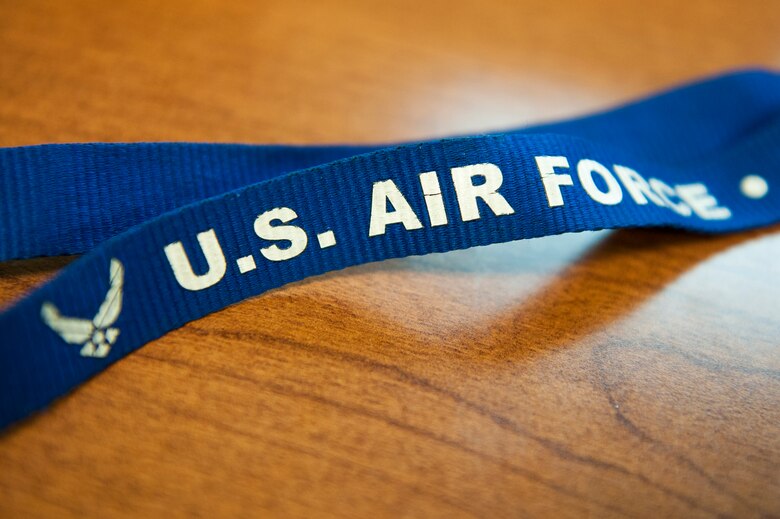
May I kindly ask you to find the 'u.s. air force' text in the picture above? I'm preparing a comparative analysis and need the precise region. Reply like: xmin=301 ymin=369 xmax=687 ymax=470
xmin=163 ymin=155 xmax=731 ymax=291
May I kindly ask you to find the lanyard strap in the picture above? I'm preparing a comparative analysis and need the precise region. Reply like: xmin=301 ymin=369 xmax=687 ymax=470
xmin=1 ymin=70 xmax=779 ymax=429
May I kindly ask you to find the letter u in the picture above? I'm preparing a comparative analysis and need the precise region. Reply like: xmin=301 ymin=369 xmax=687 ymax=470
xmin=164 ymin=228 xmax=227 ymax=291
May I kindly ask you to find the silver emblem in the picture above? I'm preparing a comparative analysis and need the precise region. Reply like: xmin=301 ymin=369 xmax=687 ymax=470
xmin=41 ymin=258 xmax=124 ymax=358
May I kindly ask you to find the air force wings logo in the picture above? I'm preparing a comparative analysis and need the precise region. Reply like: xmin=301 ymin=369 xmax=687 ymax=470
xmin=41 ymin=258 xmax=124 ymax=358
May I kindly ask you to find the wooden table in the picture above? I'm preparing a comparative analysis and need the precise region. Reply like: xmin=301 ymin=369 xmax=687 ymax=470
xmin=1 ymin=1 xmax=778 ymax=517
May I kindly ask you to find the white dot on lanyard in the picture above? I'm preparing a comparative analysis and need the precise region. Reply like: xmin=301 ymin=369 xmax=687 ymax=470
xmin=740 ymin=174 xmax=769 ymax=199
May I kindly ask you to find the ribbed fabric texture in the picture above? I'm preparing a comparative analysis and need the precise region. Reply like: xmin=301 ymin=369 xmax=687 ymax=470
xmin=1 ymin=69 xmax=779 ymax=429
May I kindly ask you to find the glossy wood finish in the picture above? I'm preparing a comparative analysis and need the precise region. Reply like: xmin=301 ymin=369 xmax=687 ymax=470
xmin=0 ymin=1 xmax=778 ymax=517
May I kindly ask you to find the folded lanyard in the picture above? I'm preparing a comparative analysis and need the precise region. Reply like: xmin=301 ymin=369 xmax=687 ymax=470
xmin=0 ymin=70 xmax=778 ymax=430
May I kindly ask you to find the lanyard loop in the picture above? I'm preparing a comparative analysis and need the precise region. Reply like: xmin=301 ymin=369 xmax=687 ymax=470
xmin=1 ymin=69 xmax=778 ymax=429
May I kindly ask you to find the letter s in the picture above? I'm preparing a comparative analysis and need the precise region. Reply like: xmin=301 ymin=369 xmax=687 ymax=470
xmin=254 ymin=207 xmax=308 ymax=261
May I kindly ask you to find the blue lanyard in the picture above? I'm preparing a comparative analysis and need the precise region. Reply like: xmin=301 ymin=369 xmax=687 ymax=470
xmin=1 ymin=69 xmax=778 ymax=429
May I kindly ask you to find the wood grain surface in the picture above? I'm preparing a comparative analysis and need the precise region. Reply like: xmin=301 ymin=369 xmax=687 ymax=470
xmin=1 ymin=1 xmax=779 ymax=517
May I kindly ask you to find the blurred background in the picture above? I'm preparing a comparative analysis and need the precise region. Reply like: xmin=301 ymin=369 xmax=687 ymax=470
xmin=2 ymin=0 xmax=778 ymax=145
